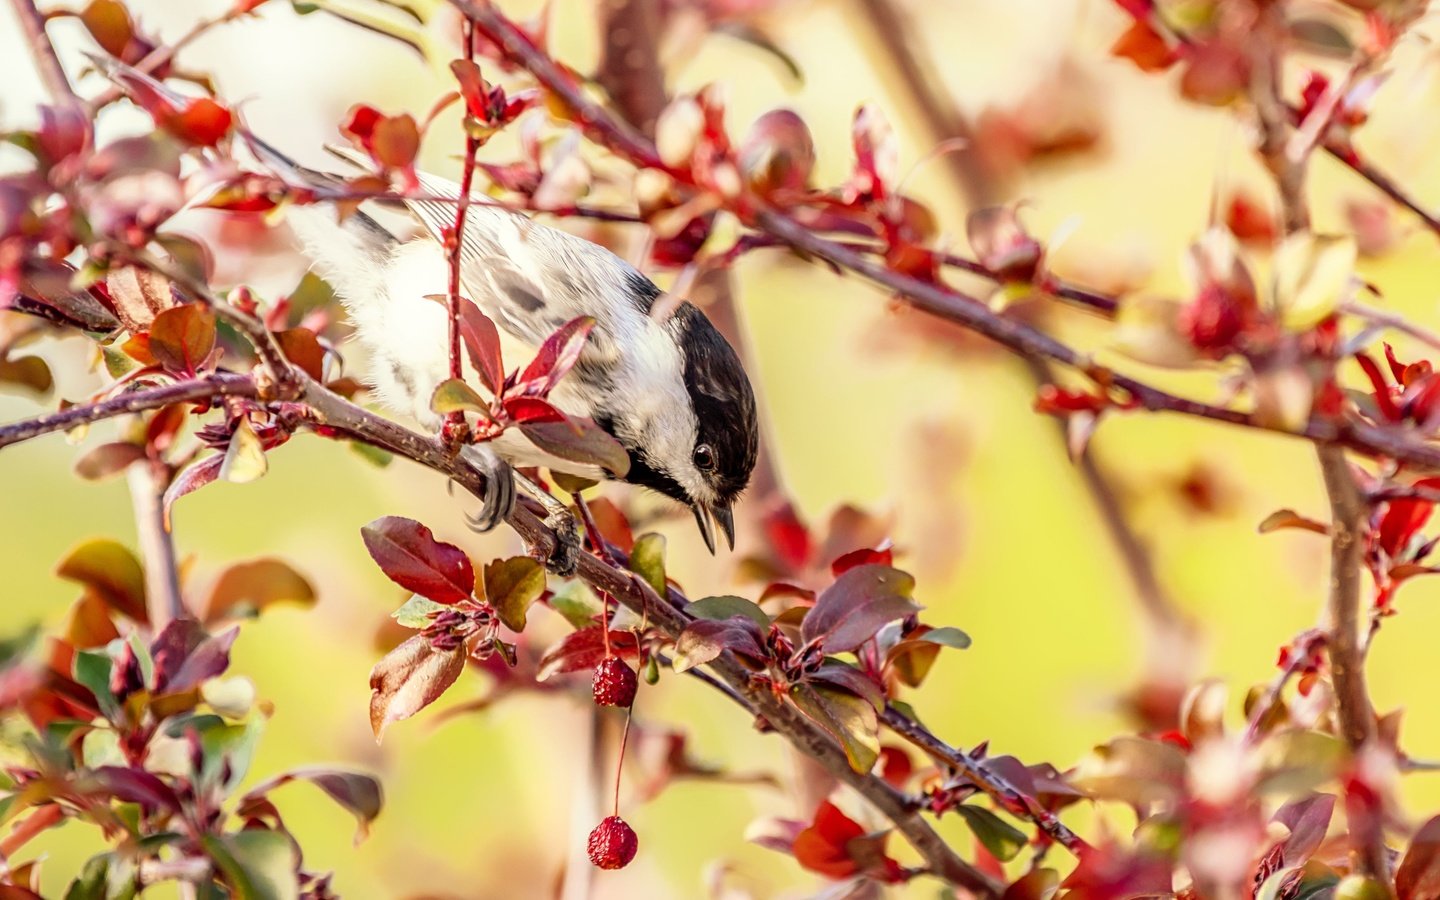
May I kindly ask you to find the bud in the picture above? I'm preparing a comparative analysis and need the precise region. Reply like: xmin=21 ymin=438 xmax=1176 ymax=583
xmin=37 ymin=104 xmax=92 ymax=165
xmin=656 ymin=97 xmax=704 ymax=169
xmin=109 ymin=640 xmax=145 ymax=703
xmin=738 ymin=109 xmax=815 ymax=195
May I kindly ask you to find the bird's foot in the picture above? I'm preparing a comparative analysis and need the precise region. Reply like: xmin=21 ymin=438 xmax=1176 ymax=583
xmin=513 ymin=471 xmax=581 ymax=577
xmin=460 ymin=446 xmax=517 ymax=533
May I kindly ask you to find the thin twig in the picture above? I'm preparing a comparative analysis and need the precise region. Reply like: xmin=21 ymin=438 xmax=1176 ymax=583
xmin=880 ymin=707 xmax=1089 ymax=856
xmin=8 ymin=0 xmax=80 ymax=110
xmin=0 ymin=374 xmax=256 ymax=450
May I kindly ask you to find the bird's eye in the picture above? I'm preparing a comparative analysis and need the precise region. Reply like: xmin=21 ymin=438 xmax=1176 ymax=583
xmin=693 ymin=444 xmax=716 ymax=471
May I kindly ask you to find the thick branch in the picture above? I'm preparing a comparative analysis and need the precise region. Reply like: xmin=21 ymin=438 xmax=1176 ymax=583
xmin=128 ymin=461 xmax=186 ymax=626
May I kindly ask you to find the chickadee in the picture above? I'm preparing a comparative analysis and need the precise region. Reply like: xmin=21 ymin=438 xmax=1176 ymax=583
xmin=251 ymin=140 xmax=758 ymax=552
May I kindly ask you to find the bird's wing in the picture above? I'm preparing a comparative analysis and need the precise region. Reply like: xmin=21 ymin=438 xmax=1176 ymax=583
xmin=322 ymin=147 xmax=635 ymax=380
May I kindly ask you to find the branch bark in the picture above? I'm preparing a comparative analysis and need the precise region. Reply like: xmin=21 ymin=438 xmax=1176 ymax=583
xmin=128 ymin=461 xmax=186 ymax=627
xmin=8 ymin=0 xmax=80 ymax=110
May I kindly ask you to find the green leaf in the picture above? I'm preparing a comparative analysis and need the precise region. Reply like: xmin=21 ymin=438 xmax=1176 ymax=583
xmin=391 ymin=595 xmax=448 ymax=629
xmin=74 ymin=649 xmax=119 ymax=720
xmin=954 ymin=804 xmax=1027 ymax=861
xmin=685 ymin=596 xmax=768 ymax=628
xmin=1272 ymin=232 xmax=1356 ymax=331
xmin=790 ymin=683 xmax=879 ymax=773
xmin=629 ymin=533 xmax=666 ymax=597
xmin=197 ymin=718 xmax=263 ymax=796
xmin=549 ymin=580 xmax=601 ymax=630
xmin=482 ymin=556 xmax=546 ymax=632
xmin=430 ymin=377 xmax=488 ymax=414
xmin=64 ymin=854 xmax=110 ymax=900
xmin=56 ymin=539 xmax=147 ymax=623
xmin=348 ymin=441 xmax=393 ymax=467
xmin=205 ymin=829 xmax=300 ymax=900
xmin=919 ymin=626 xmax=971 ymax=649
xmin=81 ymin=728 xmax=123 ymax=768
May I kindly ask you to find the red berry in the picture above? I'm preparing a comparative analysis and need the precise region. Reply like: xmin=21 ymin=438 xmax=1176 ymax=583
xmin=587 ymin=815 xmax=638 ymax=870
xmin=592 ymin=656 xmax=638 ymax=707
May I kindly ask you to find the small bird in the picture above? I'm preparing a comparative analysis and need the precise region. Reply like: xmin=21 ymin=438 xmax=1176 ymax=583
xmin=253 ymin=140 xmax=759 ymax=553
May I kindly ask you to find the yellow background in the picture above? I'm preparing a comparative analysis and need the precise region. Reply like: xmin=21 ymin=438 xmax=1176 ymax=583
xmin=4 ymin=0 xmax=1440 ymax=895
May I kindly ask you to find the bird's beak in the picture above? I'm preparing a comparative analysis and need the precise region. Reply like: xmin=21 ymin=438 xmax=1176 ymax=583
xmin=692 ymin=504 xmax=717 ymax=555
xmin=713 ymin=504 xmax=735 ymax=551
xmin=691 ymin=503 xmax=736 ymax=555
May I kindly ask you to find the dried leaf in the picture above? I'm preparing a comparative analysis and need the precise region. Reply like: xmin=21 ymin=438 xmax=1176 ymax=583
xmin=368 ymin=635 xmax=465 ymax=740
xmin=204 ymin=558 xmax=316 ymax=623
xmin=148 ymin=303 xmax=217 ymax=375
xmin=73 ymin=442 xmax=145 ymax=480
xmin=790 ymin=683 xmax=880 ymax=773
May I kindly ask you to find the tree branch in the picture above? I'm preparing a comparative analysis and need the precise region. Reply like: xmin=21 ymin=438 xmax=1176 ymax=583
xmin=8 ymin=0 xmax=80 ymax=110
xmin=128 ymin=461 xmax=186 ymax=627
xmin=450 ymin=0 xmax=1440 ymax=478
xmin=0 ymin=374 xmax=256 ymax=450
xmin=855 ymin=0 xmax=1196 ymax=675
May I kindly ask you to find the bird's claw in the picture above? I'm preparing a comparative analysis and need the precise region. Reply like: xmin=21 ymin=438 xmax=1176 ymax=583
xmin=461 ymin=448 xmax=516 ymax=533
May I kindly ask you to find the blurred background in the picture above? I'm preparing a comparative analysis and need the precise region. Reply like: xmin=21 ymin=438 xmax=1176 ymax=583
xmin=4 ymin=0 xmax=1440 ymax=895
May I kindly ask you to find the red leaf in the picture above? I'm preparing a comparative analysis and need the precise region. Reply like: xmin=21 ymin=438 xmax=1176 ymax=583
xmin=519 ymin=415 xmax=630 ymax=477
xmin=73 ymin=442 xmax=146 ymax=481
xmin=1377 ymin=479 xmax=1440 ymax=559
xmin=800 ymin=565 xmax=919 ymax=653
xmin=1399 ymin=815 xmax=1440 ymax=900
xmin=148 ymin=304 xmax=217 ymax=376
xmin=517 ymin=316 xmax=595 ymax=395
xmin=1110 ymin=20 xmax=1178 ymax=72
xmin=343 ymin=105 xmax=382 ymax=143
xmin=671 ymin=617 xmax=767 ymax=673
xmin=370 ymin=114 xmax=420 ymax=170
xmin=360 ymin=516 xmax=474 ymax=605
xmin=536 ymin=627 xmax=639 ymax=681
xmin=162 ymin=626 xmax=238 ymax=693
xmin=163 ymin=454 xmax=223 ymax=529
xmin=764 ymin=503 xmax=812 ymax=572
xmin=368 ymin=634 xmax=465 ymax=739
xmin=792 ymin=801 xmax=865 ymax=878
xmin=150 ymin=618 xmax=207 ymax=690
xmin=89 ymin=766 xmax=183 ymax=812
xmin=830 ymin=547 xmax=893 ymax=577
xmin=458 ymin=296 xmax=503 ymax=394
xmin=165 ymin=98 xmax=233 ymax=147
xmin=503 ymin=396 xmax=567 ymax=424
xmin=274 ymin=328 xmax=325 ymax=382
xmin=450 ymin=59 xmax=490 ymax=119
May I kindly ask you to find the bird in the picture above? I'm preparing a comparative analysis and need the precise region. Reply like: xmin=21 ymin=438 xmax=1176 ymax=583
xmin=249 ymin=138 xmax=759 ymax=554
